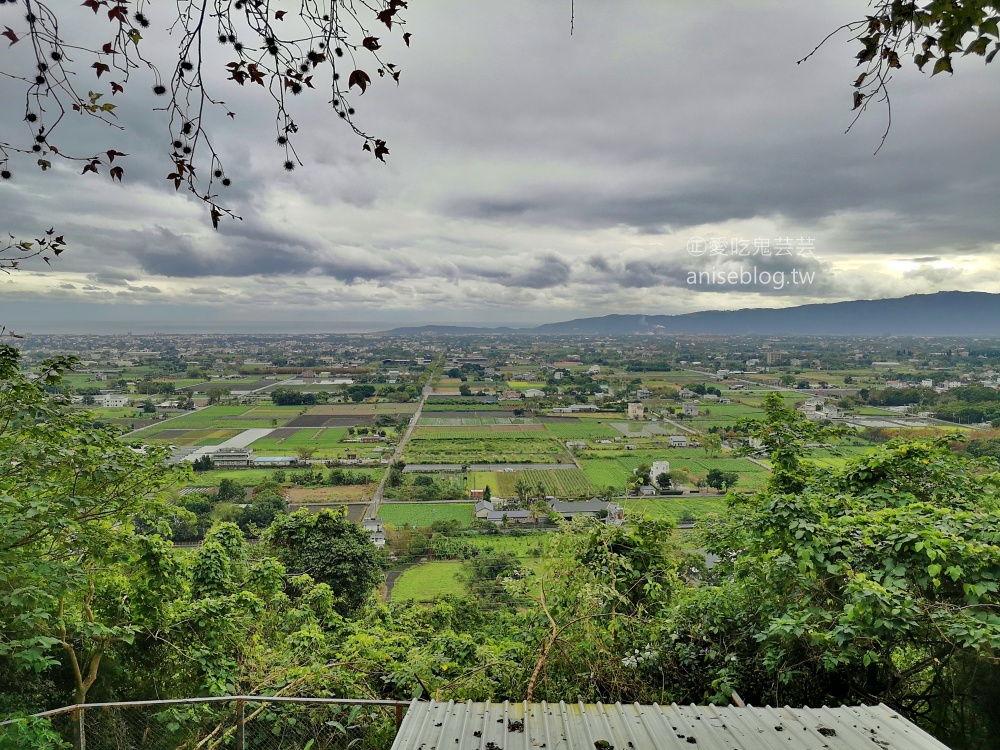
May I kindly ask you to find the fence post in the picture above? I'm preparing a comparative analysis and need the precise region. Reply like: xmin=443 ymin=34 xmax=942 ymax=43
xmin=235 ymin=700 xmax=246 ymax=750
xmin=395 ymin=703 xmax=404 ymax=730
xmin=71 ymin=706 xmax=85 ymax=750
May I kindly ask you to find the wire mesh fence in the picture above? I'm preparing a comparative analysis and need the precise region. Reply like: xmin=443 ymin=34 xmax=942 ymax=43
xmin=0 ymin=697 xmax=407 ymax=750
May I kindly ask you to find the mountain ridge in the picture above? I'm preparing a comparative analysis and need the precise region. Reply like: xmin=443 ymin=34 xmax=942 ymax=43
xmin=383 ymin=291 xmax=1000 ymax=336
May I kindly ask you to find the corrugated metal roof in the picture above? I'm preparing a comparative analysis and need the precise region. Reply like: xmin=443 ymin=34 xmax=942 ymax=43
xmin=390 ymin=700 xmax=951 ymax=750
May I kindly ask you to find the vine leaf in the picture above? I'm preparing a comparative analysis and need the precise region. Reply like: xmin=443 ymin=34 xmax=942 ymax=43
xmin=2 ymin=27 xmax=18 ymax=46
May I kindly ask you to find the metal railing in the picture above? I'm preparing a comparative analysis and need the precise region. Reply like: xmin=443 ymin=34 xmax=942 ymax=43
xmin=0 ymin=696 xmax=409 ymax=750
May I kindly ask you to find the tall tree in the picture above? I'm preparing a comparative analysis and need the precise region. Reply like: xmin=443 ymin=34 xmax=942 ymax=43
xmin=264 ymin=508 xmax=384 ymax=615
xmin=0 ymin=345 xmax=182 ymax=703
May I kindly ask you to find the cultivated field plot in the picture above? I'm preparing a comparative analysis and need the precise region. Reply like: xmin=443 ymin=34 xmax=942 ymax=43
xmin=286 ymin=484 xmax=379 ymax=503
xmin=378 ymin=502 xmax=474 ymax=528
xmin=850 ymin=406 xmax=902 ymax=415
xmin=143 ymin=428 xmax=244 ymax=446
xmin=685 ymin=403 xmax=765 ymax=422
xmin=419 ymin=411 xmax=517 ymax=421
xmin=390 ymin=535 xmax=554 ymax=602
xmin=580 ymin=454 xmax=768 ymax=490
xmin=621 ymin=496 xmax=726 ymax=522
xmin=419 ymin=416 xmax=539 ymax=426
xmin=804 ymin=445 xmax=877 ymax=469
xmin=404 ymin=434 xmax=571 ymax=464
xmin=607 ymin=422 xmax=680 ymax=438
xmin=422 ymin=402 xmax=509 ymax=412
xmin=414 ymin=427 xmax=545 ymax=442
xmin=542 ymin=421 xmax=622 ymax=440
xmin=467 ymin=468 xmax=596 ymax=498
xmin=188 ymin=468 xmax=280 ymax=486
xmin=287 ymin=502 xmax=368 ymax=522
xmin=248 ymin=427 xmax=351 ymax=459
xmin=640 ymin=370 xmax=710 ymax=385
xmin=390 ymin=561 xmax=464 ymax=601
xmin=739 ymin=391 xmax=809 ymax=407
xmin=303 ymin=404 xmax=419 ymax=415
xmin=129 ymin=406 xmax=301 ymax=438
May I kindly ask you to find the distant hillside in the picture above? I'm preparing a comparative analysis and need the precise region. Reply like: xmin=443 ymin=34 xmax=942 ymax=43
xmin=384 ymin=292 xmax=1000 ymax=336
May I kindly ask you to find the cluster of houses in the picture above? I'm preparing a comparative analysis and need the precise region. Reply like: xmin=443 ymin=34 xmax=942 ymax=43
xmin=797 ymin=397 xmax=845 ymax=421
xmin=472 ymin=496 xmax=624 ymax=526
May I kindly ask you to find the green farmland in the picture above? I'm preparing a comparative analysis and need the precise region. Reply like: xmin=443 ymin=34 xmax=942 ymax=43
xmin=378 ymin=502 xmax=475 ymax=528
xmin=404 ymin=434 xmax=571 ymax=464
xmin=390 ymin=561 xmax=464 ymax=601
xmin=466 ymin=468 xmax=596 ymax=498
xmin=248 ymin=428 xmax=353 ymax=459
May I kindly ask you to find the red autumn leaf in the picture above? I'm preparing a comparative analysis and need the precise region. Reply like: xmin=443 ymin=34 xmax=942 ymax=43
xmin=373 ymin=140 xmax=389 ymax=162
xmin=107 ymin=5 xmax=128 ymax=22
xmin=377 ymin=8 xmax=395 ymax=29
xmin=93 ymin=62 xmax=110 ymax=78
xmin=109 ymin=166 xmax=124 ymax=182
xmin=247 ymin=63 xmax=265 ymax=85
xmin=102 ymin=42 xmax=113 ymax=54
xmin=349 ymin=69 xmax=371 ymax=93
xmin=211 ymin=207 xmax=222 ymax=229
xmin=362 ymin=142 xmax=371 ymax=152
xmin=227 ymin=111 xmax=236 ymax=119
xmin=82 ymin=0 xmax=101 ymax=13
xmin=2 ymin=27 xmax=18 ymax=46
xmin=106 ymin=149 xmax=126 ymax=162
xmin=82 ymin=161 xmax=99 ymax=175
xmin=111 ymin=81 xmax=124 ymax=94
xmin=403 ymin=32 xmax=411 ymax=47
xmin=275 ymin=10 xmax=286 ymax=20
xmin=363 ymin=36 xmax=381 ymax=51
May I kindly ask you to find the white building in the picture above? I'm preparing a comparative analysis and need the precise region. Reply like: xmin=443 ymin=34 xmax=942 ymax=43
xmin=681 ymin=402 xmax=699 ymax=417
xmin=210 ymin=448 xmax=254 ymax=468
xmin=362 ymin=519 xmax=386 ymax=548
xmin=669 ymin=435 xmax=688 ymax=447
xmin=95 ymin=394 xmax=131 ymax=408
xmin=651 ymin=460 xmax=671 ymax=487
xmin=627 ymin=402 xmax=645 ymax=420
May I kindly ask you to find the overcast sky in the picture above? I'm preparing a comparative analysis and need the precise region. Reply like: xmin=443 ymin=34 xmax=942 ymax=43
xmin=1 ymin=1 xmax=998 ymax=333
